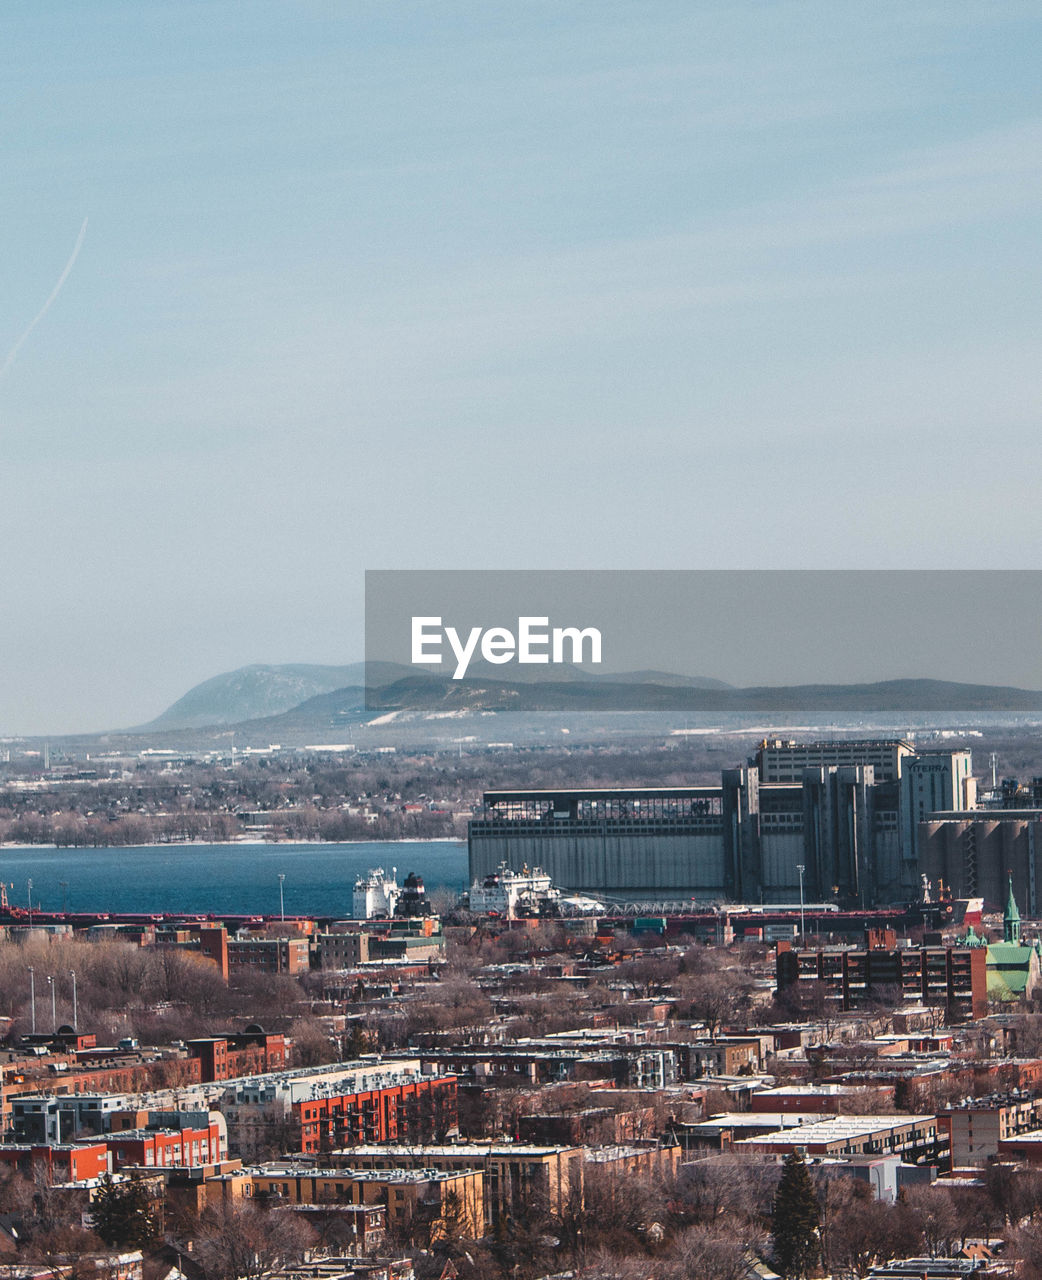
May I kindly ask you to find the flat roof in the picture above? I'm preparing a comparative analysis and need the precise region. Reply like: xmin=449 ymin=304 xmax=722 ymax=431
xmin=104 ymin=1127 xmax=211 ymax=1140
xmin=758 ymin=739 xmax=912 ymax=748
xmin=254 ymin=1165 xmax=471 ymax=1183
xmin=927 ymin=809 xmax=1042 ymax=818
xmin=329 ymin=1142 xmax=579 ymax=1157
xmin=483 ymin=787 xmax=721 ymax=802
xmin=755 ymin=1084 xmax=883 ymax=1096
xmin=585 ymin=1145 xmax=677 ymax=1161
xmin=999 ymin=1128 xmax=1042 ymax=1143
xmin=691 ymin=1113 xmax=826 ymax=1132
xmin=736 ymin=1115 xmax=937 ymax=1146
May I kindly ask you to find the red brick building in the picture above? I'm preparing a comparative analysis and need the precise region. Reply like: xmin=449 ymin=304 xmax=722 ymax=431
xmin=0 ymin=1141 xmax=109 ymax=1183
xmin=197 ymin=926 xmax=230 ymax=979
xmin=295 ymin=1074 xmax=458 ymax=1153
xmin=186 ymin=1027 xmax=288 ymax=1083
xmin=100 ymin=1119 xmax=224 ymax=1171
xmin=2 ymin=1059 xmax=203 ymax=1133
xmin=776 ymin=938 xmax=988 ymax=1019
xmin=222 ymin=1067 xmax=458 ymax=1157
xmin=227 ymin=936 xmax=309 ymax=975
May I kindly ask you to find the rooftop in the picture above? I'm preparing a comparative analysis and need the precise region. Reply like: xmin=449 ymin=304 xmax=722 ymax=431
xmin=253 ymin=1164 xmax=472 ymax=1184
xmin=735 ymin=1115 xmax=937 ymax=1146
xmin=484 ymin=787 xmax=721 ymax=802
xmin=691 ymin=1112 xmax=827 ymax=1133
xmin=327 ymin=1142 xmax=580 ymax=1158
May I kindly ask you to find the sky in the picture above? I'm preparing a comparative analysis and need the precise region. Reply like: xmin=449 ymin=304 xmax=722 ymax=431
xmin=1 ymin=2 xmax=1041 ymax=734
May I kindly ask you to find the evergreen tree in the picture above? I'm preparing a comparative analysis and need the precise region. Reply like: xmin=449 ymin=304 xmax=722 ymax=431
xmin=90 ymin=1174 xmax=160 ymax=1248
xmin=771 ymin=1150 xmax=821 ymax=1279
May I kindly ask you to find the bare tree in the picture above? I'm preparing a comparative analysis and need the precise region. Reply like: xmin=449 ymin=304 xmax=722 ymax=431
xmin=580 ymin=1249 xmax=664 ymax=1280
xmin=1014 ymin=1219 xmax=1042 ymax=1280
xmin=0 ymin=1168 xmax=105 ymax=1264
xmin=670 ymin=1153 xmax=779 ymax=1230
xmin=665 ymin=1220 xmax=755 ymax=1280
xmin=675 ymin=971 xmax=742 ymax=1040
xmin=192 ymin=1202 xmax=314 ymax=1279
xmin=901 ymin=1185 xmax=959 ymax=1259
xmin=819 ymin=1177 xmax=922 ymax=1280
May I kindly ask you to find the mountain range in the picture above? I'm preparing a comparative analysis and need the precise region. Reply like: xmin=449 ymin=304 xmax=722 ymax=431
xmin=132 ymin=662 xmax=1042 ymax=738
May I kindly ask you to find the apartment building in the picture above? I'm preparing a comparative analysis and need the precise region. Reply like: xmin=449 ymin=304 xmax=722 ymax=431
xmin=735 ymin=1114 xmax=946 ymax=1165
xmin=227 ymin=935 xmax=310 ymax=976
xmin=330 ymin=1142 xmax=583 ymax=1222
xmin=186 ymin=1027 xmax=288 ymax=1082
xmin=776 ymin=937 xmax=988 ymax=1019
xmin=249 ymin=1163 xmax=484 ymax=1239
xmin=0 ymin=1140 xmax=109 ymax=1183
xmin=217 ymin=1060 xmax=457 ymax=1156
xmin=938 ymin=1093 xmax=1042 ymax=1167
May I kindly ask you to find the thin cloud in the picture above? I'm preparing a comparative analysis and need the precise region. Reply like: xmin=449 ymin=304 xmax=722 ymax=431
xmin=0 ymin=218 xmax=88 ymax=384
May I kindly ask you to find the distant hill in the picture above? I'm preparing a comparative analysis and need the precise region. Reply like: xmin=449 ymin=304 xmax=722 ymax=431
xmin=360 ymin=674 xmax=1042 ymax=716
xmin=137 ymin=662 xmax=732 ymax=732
xmin=444 ymin=661 xmax=733 ymax=689
xmin=136 ymin=664 xmax=1042 ymax=739
xmin=586 ymin=669 xmax=733 ymax=689
xmin=140 ymin=663 xmax=405 ymax=730
xmin=179 ymin=672 xmax=1042 ymax=740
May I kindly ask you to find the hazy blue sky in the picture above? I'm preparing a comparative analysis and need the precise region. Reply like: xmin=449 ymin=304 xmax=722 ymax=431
xmin=2 ymin=2 xmax=1041 ymax=733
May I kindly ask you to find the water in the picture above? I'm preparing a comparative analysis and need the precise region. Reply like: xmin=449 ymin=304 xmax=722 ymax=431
xmin=0 ymin=841 xmax=469 ymax=917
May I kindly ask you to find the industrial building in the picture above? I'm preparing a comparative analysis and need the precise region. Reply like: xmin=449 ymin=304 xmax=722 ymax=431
xmin=920 ymin=810 xmax=1042 ymax=918
xmin=468 ymin=740 xmax=974 ymax=907
xmin=757 ymin=739 xmax=912 ymax=783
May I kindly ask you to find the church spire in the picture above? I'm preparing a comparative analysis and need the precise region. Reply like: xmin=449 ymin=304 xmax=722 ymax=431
xmin=1005 ymin=872 xmax=1022 ymax=943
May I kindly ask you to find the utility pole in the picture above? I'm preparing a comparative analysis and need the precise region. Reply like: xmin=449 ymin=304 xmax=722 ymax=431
xmin=796 ymin=864 xmax=806 ymax=949
xmin=47 ymin=975 xmax=56 ymax=1032
xmin=70 ymin=969 xmax=78 ymax=1030
xmin=27 ymin=879 xmax=33 ymax=927
xmin=27 ymin=967 xmax=36 ymax=1035
xmin=278 ymin=873 xmax=286 ymax=923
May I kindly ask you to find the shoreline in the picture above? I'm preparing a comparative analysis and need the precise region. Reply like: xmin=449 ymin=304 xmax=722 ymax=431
xmin=0 ymin=836 xmax=466 ymax=852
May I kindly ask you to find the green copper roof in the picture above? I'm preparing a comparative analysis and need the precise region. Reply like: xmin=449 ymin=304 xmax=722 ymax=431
xmin=986 ymin=941 xmax=1038 ymax=1000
